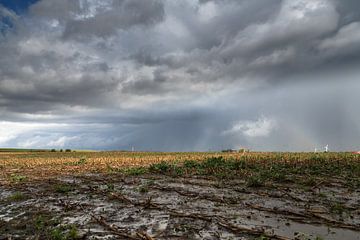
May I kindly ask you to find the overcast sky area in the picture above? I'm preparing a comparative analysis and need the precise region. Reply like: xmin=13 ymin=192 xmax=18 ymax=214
xmin=0 ymin=0 xmax=360 ymax=151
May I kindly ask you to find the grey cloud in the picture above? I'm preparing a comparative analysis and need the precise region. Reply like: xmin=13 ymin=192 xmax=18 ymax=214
xmin=30 ymin=0 xmax=165 ymax=38
xmin=173 ymin=0 xmax=282 ymax=50
xmin=123 ymin=0 xmax=346 ymax=87
xmin=29 ymin=0 xmax=80 ymax=21
xmin=320 ymin=22 xmax=360 ymax=51
xmin=122 ymin=78 xmax=164 ymax=96
xmin=334 ymin=0 xmax=360 ymax=24
xmin=131 ymin=50 xmax=161 ymax=67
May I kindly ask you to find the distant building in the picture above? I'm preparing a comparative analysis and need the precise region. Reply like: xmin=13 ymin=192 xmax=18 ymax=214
xmin=239 ymin=148 xmax=250 ymax=153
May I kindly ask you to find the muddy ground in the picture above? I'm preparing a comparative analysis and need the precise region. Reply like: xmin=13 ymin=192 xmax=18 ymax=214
xmin=1 ymin=172 xmax=359 ymax=240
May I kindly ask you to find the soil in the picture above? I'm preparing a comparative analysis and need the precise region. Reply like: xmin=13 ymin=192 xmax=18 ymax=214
xmin=1 ymin=173 xmax=359 ymax=240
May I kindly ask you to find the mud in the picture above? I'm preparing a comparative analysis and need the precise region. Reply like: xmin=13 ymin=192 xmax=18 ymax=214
xmin=0 ymin=173 xmax=359 ymax=240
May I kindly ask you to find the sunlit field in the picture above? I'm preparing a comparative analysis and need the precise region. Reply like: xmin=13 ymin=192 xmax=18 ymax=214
xmin=1 ymin=151 xmax=248 ymax=182
xmin=1 ymin=151 xmax=359 ymax=181
xmin=1 ymin=151 xmax=359 ymax=239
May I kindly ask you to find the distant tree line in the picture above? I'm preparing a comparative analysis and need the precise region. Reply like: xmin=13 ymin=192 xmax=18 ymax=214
xmin=221 ymin=148 xmax=250 ymax=153
xmin=50 ymin=149 xmax=72 ymax=152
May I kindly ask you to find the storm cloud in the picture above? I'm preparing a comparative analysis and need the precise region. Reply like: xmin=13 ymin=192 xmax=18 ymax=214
xmin=0 ymin=0 xmax=360 ymax=151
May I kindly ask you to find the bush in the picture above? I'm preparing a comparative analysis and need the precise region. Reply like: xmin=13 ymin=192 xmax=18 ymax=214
xmin=7 ymin=192 xmax=26 ymax=202
xmin=183 ymin=160 xmax=199 ymax=169
xmin=10 ymin=174 xmax=27 ymax=182
xmin=201 ymin=157 xmax=226 ymax=168
xmin=227 ymin=159 xmax=246 ymax=170
xmin=246 ymin=174 xmax=266 ymax=187
xmin=123 ymin=167 xmax=147 ymax=176
xmin=149 ymin=161 xmax=172 ymax=173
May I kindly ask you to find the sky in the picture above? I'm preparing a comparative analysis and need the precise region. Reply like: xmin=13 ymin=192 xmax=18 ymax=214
xmin=0 ymin=0 xmax=359 ymax=151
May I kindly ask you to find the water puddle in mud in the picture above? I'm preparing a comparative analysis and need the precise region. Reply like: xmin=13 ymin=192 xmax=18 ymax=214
xmin=238 ymin=213 xmax=360 ymax=240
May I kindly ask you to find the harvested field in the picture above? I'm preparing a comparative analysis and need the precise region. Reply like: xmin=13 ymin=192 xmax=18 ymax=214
xmin=0 ymin=152 xmax=359 ymax=239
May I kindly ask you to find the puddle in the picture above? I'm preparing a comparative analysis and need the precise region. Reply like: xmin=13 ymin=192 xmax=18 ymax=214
xmin=237 ymin=212 xmax=360 ymax=240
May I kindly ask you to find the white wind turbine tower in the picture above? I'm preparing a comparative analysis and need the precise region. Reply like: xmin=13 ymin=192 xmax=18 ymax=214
xmin=324 ymin=144 xmax=329 ymax=153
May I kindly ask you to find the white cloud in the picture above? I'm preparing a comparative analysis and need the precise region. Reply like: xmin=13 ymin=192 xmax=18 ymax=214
xmin=46 ymin=136 xmax=80 ymax=148
xmin=0 ymin=120 xmax=116 ymax=149
xmin=224 ymin=117 xmax=277 ymax=138
xmin=0 ymin=121 xmax=66 ymax=145
xmin=250 ymin=47 xmax=296 ymax=67
xmin=198 ymin=1 xmax=218 ymax=23
xmin=221 ymin=0 xmax=339 ymax=56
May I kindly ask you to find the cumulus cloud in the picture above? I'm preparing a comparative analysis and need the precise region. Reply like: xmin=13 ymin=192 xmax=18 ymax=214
xmin=0 ymin=0 xmax=360 ymax=151
xmin=0 ymin=121 xmax=67 ymax=146
xmin=221 ymin=0 xmax=339 ymax=57
xmin=224 ymin=117 xmax=277 ymax=138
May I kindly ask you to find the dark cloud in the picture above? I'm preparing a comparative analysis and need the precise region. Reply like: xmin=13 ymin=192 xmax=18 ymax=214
xmin=0 ymin=0 xmax=360 ymax=151
xmin=334 ymin=0 xmax=360 ymax=24
xmin=30 ymin=0 xmax=165 ymax=38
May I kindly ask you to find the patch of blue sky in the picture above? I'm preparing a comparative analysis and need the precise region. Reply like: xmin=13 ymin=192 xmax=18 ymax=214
xmin=0 ymin=0 xmax=39 ymax=35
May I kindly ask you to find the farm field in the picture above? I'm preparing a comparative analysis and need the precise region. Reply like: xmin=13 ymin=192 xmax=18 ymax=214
xmin=0 ymin=152 xmax=360 ymax=240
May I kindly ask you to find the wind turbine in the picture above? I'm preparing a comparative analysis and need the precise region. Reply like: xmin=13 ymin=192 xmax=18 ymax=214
xmin=324 ymin=145 xmax=329 ymax=153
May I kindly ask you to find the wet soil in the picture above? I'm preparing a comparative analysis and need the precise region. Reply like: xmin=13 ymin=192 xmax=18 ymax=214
xmin=0 ymin=173 xmax=359 ymax=240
